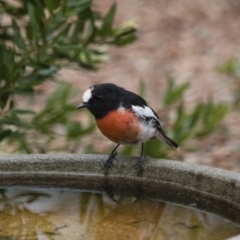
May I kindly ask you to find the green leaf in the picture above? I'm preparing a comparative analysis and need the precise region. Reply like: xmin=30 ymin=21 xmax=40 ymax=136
xmin=54 ymin=44 xmax=82 ymax=51
xmin=100 ymin=3 xmax=116 ymax=38
xmin=173 ymin=82 xmax=190 ymax=100
xmin=138 ymin=79 xmax=145 ymax=97
xmin=163 ymin=76 xmax=190 ymax=105
xmin=187 ymin=103 xmax=202 ymax=129
xmin=113 ymin=20 xmax=138 ymax=38
xmin=15 ymin=110 xmax=35 ymax=115
xmin=0 ymin=115 xmax=31 ymax=129
xmin=71 ymin=7 xmax=92 ymax=40
xmin=45 ymin=0 xmax=60 ymax=15
xmin=194 ymin=101 xmax=228 ymax=138
xmin=113 ymin=34 xmax=137 ymax=46
xmin=0 ymin=44 xmax=16 ymax=83
xmin=67 ymin=0 xmax=92 ymax=8
xmin=12 ymin=20 xmax=26 ymax=51
xmin=67 ymin=122 xmax=95 ymax=138
xmin=0 ymin=31 xmax=13 ymax=41
xmin=50 ymin=25 xmax=71 ymax=43
xmin=174 ymin=102 xmax=185 ymax=128
xmin=162 ymin=75 xmax=174 ymax=104
xmin=0 ymin=130 xmax=12 ymax=141
xmin=26 ymin=2 xmax=38 ymax=40
xmin=37 ymin=65 xmax=59 ymax=76
xmin=216 ymin=58 xmax=240 ymax=77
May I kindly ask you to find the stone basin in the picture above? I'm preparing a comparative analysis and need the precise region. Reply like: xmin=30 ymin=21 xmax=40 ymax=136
xmin=0 ymin=154 xmax=239 ymax=227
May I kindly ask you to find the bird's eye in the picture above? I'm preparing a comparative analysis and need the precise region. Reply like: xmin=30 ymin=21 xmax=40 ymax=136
xmin=95 ymin=95 xmax=102 ymax=101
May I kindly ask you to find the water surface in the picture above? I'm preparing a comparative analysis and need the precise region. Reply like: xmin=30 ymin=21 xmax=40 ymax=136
xmin=0 ymin=188 xmax=239 ymax=239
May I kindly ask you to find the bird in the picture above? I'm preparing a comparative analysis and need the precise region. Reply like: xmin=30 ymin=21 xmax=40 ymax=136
xmin=76 ymin=83 xmax=179 ymax=177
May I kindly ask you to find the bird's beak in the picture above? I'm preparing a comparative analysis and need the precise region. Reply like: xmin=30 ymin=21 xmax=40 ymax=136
xmin=76 ymin=102 xmax=87 ymax=109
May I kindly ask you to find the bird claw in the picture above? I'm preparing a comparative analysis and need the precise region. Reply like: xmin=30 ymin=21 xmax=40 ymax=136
xmin=134 ymin=154 xmax=146 ymax=177
xmin=103 ymin=151 xmax=117 ymax=176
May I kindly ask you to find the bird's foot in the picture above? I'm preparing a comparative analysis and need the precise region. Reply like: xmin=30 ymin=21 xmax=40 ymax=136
xmin=135 ymin=154 xmax=146 ymax=177
xmin=104 ymin=151 xmax=117 ymax=176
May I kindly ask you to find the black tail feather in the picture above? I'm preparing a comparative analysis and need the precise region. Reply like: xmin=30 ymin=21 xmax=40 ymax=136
xmin=157 ymin=128 xmax=179 ymax=150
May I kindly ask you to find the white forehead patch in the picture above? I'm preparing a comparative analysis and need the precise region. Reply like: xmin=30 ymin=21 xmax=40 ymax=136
xmin=82 ymin=87 xmax=93 ymax=102
xmin=132 ymin=105 xmax=158 ymax=120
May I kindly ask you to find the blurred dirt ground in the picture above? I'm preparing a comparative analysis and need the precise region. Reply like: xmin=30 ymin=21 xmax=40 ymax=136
xmin=35 ymin=0 xmax=240 ymax=171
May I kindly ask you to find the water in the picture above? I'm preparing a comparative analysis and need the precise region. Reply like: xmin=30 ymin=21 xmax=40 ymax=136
xmin=0 ymin=188 xmax=240 ymax=240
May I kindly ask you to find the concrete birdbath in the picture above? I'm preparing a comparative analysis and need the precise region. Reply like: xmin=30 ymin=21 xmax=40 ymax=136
xmin=0 ymin=154 xmax=240 ymax=239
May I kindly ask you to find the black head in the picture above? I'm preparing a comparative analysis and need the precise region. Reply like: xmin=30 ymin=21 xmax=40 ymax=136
xmin=76 ymin=83 xmax=124 ymax=119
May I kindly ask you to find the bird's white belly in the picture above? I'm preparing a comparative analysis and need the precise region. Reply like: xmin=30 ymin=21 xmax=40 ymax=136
xmin=137 ymin=123 xmax=156 ymax=142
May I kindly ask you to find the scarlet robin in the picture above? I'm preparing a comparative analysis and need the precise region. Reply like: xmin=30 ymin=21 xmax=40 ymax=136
xmin=76 ymin=83 xmax=179 ymax=176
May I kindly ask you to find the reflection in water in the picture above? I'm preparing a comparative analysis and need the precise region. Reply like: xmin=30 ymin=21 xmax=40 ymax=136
xmin=0 ymin=188 xmax=239 ymax=239
xmin=0 ymin=189 xmax=64 ymax=239
xmin=96 ymin=199 xmax=164 ymax=240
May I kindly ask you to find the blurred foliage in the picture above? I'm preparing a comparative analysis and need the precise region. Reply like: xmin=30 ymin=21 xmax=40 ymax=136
xmin=0 ymin=0 xmax=229 ymax=157
xmin=216 ymin=58 xmax=240 ymax=110
xmin=0 ymin=83 xmax=96 ymax=153
xmin=0 ymin=0 xmax=137 ymax=153
xmin=122 ymin=77 xmax=229 ymax=159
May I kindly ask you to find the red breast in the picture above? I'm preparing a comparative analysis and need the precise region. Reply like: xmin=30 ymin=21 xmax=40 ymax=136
xmin=96 ymin=109 xmax=141 ymax=144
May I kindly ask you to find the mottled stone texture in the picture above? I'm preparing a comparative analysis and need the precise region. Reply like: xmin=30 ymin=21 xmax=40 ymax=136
xmin=0 ymin=154 xmax=240 ymax=225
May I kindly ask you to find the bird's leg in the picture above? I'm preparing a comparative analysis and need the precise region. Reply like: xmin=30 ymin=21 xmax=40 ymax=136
xmin=102 ymin=178 xmax=120 ymax=203
xmin=104 ymin=144 xmax=120 ymax=176
xmin=135 ymin=143 xmax=146 ymax=177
